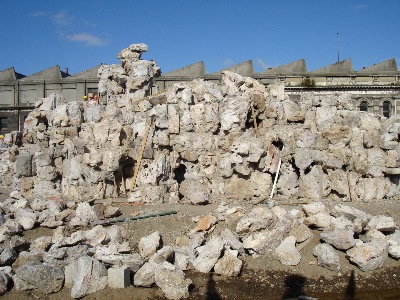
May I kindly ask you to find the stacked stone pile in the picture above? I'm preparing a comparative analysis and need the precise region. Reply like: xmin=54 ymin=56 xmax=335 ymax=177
xmin=0 ymin=43 xmax=399 ymax=298
xmin=4 ymin=43 xmax=400 ymax=205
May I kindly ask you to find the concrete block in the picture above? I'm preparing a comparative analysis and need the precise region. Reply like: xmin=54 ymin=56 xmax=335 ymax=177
xmin=108 ymin=266 xmax=131 ymax=289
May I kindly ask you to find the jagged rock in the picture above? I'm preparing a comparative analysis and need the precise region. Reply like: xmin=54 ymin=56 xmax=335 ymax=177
xmin=174 ymin=252 xmax=190 ymax=271
xmin=365 ymin=215 xmax=396 ymax=232
xmin=0 ymin=248 xmax=17 ymax=265
xmin=313 ymin=243 xmax=340 ymax=271
xmin=104 ymin=206 xmax=121 ymax=218
xmin=149 ymin=246 xmax=174 ymax=264
xmin=192 ymin=236 xmax=224 ymax=273
xmin=220 ymin=228 xmax=244 ymax=253
xmin=331 ymin=204 xmax=370 ymax=221
xmin=320 ymin=226 xmax=356 ymax=250
xmin=15 ymin=208 xmax=37 ymax=230
xmin=154 ymin=262 xmax=192 ymax=300
xmin=0 ymin=270 xmax=10 ymax=295
xmin=304 ymin=212 xmax=334 ymax=230
xmin=14 ymin=262 xmax=64 ymax=294
xmin=70 ymin=256 xmax=108 ymax=298
xmin=388 ymin=245 xmax=400 ymax=259
xmin=289 ymin=223 xmax=314 ymax=243
xmin=179 ymin=180 xmax=210 ymax=205
xmin=138 ymin=231 xmax=162 ymax=259
xmin=193 ymin=215 xmax=217 ymax=232
xmin=275 ymin=236 xmax=301 ymax=266
xmin=214 ymin=248 xmax=242 ymax=277
xmin=302 ymin=202 xmax=327 ymax=216
xmin=134 ymin=262 xmax=157 ymax=287
xmin=69 ymin=202 xmax=99 ymax=227
xmin=236 ymin=206 xmax=275 ymax=234
xmin=346 ymin=240 xmax=388 ymax=271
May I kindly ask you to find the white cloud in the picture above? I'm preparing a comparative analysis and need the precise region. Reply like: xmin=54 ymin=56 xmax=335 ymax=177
xmin=66 ymin=33 xmax=109 ymax=46
xmin=51 ymin=10 xmax=73 ymax=26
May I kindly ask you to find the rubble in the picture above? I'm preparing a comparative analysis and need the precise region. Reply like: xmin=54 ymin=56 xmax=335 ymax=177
xmin=0 ymin=43 xmax=398 ymax=299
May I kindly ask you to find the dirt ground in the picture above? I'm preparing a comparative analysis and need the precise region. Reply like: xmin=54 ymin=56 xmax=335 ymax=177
xmin=2 ymin=189 xmax=400 ymax=299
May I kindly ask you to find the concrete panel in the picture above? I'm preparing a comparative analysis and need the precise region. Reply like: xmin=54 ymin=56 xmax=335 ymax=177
xmin=357 ymin=59 xmax=398 ymax=75
xmin=20 ymin=89 xmax=37 ymax=106
xmin=62 ymin=88 xmax=77 ymax=102
xmin=257 ymin=59 xmax=307 ymax=75
xmin=20 ymin=65 xmax=63 ymax=81
xmin=162 ymin=62 xmax=206 ymax=77
xmin=0 ymin=90 xmax=14 ymax=105
xmin=311 ymin=59 xmax=354 ymax=75
xmin=70 ymin=65 xmax=101 ymax=78
xmin=211 ymin=60 xmax=254 ymax=76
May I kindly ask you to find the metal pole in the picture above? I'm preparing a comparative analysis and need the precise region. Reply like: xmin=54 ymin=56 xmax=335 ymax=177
xmin=337 ymin=33 xmax=340 ymax=63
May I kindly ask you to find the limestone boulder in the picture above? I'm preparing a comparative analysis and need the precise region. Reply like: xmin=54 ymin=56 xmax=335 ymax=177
xmin=214 ymin=248 xmax=242 ymax=277
xmin=320 ymin=226 xmax=356 ymax=250
xmin=192 ymin=236 xmax=224 ymax=273
xmin=138 ymin=231 xmax=162 ymax=259
xmin=275 ymin=236 xmax=301 ymax=266
xmin=14 ymin=262 xmax=64 ymax=294
xmin=312 ymin=243 xmax=340 ymax=271
xmin=346 ymin=240 xmax=388 ymax=272
xmin=70 ymin=256 xmax=108 ymax=298
xmin=154 ymin=262 xmax=192 ymax=300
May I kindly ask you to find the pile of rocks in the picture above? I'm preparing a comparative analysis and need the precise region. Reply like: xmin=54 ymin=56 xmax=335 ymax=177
xmin=0 ymin=191 xmax=399 ymax=298
xmin=5 ymin=43 xmax=400 ymax=205
xmin=0 ymin=43 xmax=399 ymax=298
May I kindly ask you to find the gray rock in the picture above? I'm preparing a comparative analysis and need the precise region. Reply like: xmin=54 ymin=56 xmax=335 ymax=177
xmin=71 ymin=256 xmax=108 ymax=298
xmin=149 ymin=246 xmax=174 ymax=264
xmin=214 ymin=248 xmax=242 ymax=277
xmin=331 ymin=204 xmax=370 ymax=221
xmin=304 ymin=212 xmax=334 ymax=230
xmin=15 ymin=154 xmax=33 ymax=177
xmin=312 ymin=243 xmax=340 ymax=271
xmin=192 ymin=236 xmax=224 ymax=273
xmin=15 ymin=208 xmax=37 ymax=230
xmin=174 ymin=252 xmax=190 ymax=271
xmin=365 ymin=215 xmax=396 ymax=232
xmin=138 ymin=231 xmax=162 ymax=259
xmin=388 ymin=245 xmax=400 ymax=259
xmin=346 ymin=240 xmax=388 ymax=271
xmin=179 ymin=180 xmax=210 ymax=205
xmin=320 ymin=226 xmax=356 ymax=250
xmin=0 ymin=248 xmax=17 ymax=265
xmin=14 ymin=262 xmax=64 ymax=294
xmin=134 ymin=262 xmax=157 ymax=287
xmin=0 ymin=270 xmax=10 ymax=295
xmin=275 ymin=236 xmax=301 ymax=266
xmin=289 ymin=223 xmax=314 ymax=243
xmin=69 ymin=202 xmax=98 ymax=227
xmin=236 ymin=206 xmax=275 ymax=233
xmin=302 ymin=202 xmax=327 ymax=216
xmin=220 ymin=228 xmax=244 ymax=252
xmin=154 ymin=262 xmax=192 ymax=300
xmin=30 ymin=236 xmax=52 ymax=251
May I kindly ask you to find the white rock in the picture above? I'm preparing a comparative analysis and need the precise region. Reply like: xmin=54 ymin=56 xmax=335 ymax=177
xmin=275 ymin=236 xmax=301 ymax=266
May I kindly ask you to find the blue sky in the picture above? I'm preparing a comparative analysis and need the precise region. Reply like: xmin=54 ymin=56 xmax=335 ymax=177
xmin=1 ymin=0 xmax=399 ymax=76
